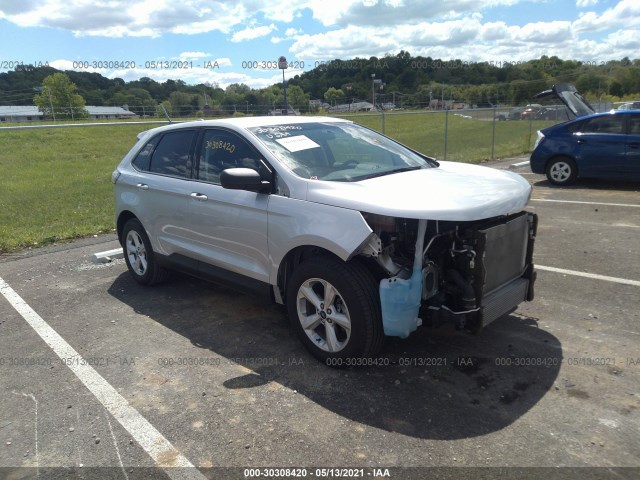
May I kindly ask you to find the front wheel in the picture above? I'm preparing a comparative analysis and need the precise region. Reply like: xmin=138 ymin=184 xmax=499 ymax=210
xmin=546 ymin=157 xmax=577 ymax=186
xmin=286 ymin=256 xmax=384 ymax=364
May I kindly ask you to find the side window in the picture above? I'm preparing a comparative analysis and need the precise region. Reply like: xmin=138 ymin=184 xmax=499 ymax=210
xmin=198 ymin=129 xmax=268 ymax=184
xmin=581 ymin=116 xmax=624 ymax=134
xmin=132 ymin=136 xmax=160 ymax=171
xmin=628 ymin=114 xmax=640 ymax=135
xmin=566 ymin=121 xmax=585 ymax=133
xmin=148 ymin=130 xmax=196 ymax=178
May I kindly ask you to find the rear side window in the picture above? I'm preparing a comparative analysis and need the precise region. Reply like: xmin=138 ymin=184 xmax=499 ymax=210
xmin=581 ymin=116 xmax=624 ymax=134
xmin=132 ymin=136 xmax=160 ymax=171
xmin=148 ymin=130 xmax=196 ymax=178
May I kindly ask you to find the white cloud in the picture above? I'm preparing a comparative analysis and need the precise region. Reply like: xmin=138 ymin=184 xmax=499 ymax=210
xmin=178 ymin=51 xmax=211 ymax=60
xmin=271 ymin=27 xmax=302 ymax=43
xmin=0 ymin=0 xmax=529 ymax=36
xmin=48 ymin=58 xmax=106 ymax=74
xmin=573 ymin=0 xmax=640 ymax=32
xmin=212 ymin=57 xmax=232 ymax=67
xmin=576 ymin=0 xmax=598 ymax=7
xmin=288 ymin=12 xmax=632 ymax=65
xmin=0 ymin=0 xmax=248 ymax=37
xmin=511 ymin=21 xmax=573 ymax=43
xmin=304 ymin=0 xmax=522 ymax=27
xmin=604 ymin=29 xmax=640 ymax=49
xmin=231 ymin=24 xmax=277 ymax=42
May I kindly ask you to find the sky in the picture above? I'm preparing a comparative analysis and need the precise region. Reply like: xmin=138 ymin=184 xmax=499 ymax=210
xmin=0 ymin=0 xmax=639 ymax=91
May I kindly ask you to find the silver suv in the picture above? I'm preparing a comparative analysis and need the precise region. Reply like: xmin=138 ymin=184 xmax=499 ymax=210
xmin=113 ymin=117 xmax=537 ymax=364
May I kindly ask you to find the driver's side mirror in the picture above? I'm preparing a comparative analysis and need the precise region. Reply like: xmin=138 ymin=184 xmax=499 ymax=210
xmin=220 ymin=168 xmax=271 ymax=193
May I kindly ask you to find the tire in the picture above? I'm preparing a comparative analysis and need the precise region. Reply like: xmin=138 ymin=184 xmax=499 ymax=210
xmin=121 ymin=219 xmax=169 ymax=285
xmin=546 ymin=156 xmax=578 ymax=186
xmin=286 ymin=256 xmax=384 ymax=365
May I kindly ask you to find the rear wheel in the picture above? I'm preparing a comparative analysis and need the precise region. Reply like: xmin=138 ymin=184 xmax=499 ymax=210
xmin=286 ymin=256 xmax=384 ymax=365
xmin=546 ymin=156 xmax=577 ymax=186
xmin=122 ymin=219 xmax=169 ymax=285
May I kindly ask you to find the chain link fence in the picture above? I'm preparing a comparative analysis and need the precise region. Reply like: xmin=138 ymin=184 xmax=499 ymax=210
xmin=332 ymin=108 xmax=551 ymax=162
xmin=0 ymin=100 xmax=617 ymax=162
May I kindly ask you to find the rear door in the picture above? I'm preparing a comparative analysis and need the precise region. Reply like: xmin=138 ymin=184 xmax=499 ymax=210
xmin=625 ymin=113 xmax=640 ymax=178
xmin=133 ymin=128 xmax=198 ymax=259
xmin=574 ymin=115 xmax=627 ymax=178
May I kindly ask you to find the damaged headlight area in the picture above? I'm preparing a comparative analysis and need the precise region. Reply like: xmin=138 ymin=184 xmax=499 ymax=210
xmin=360 ymin=211 xmax=538 ymax=338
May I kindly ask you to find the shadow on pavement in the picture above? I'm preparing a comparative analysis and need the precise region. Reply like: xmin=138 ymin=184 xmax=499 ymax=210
xmin=108 ymin=271 xmax=562 ymax=441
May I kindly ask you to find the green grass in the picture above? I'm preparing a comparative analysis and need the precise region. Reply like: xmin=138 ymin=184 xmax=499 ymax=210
xmin=0 ymin=125 xmax=146 ymax=253
xmin=337 ymin=111 xmax=557 ymax=162
xmin=0 ymin=113 xmax=555 ymax=253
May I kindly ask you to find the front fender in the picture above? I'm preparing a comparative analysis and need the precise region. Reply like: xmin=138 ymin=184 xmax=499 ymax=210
xmin=267 ymin=196 xmax=372 ymax=284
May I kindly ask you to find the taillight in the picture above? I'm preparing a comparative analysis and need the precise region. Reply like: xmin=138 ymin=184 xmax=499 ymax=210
xmin=533 ymin=131 xmax=545 ymax=149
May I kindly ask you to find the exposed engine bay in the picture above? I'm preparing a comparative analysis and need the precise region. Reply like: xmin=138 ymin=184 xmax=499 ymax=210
xmin=361 ymin=211 xmax=538 ymax=336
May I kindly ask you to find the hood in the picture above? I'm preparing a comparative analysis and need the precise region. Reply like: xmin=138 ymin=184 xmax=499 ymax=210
xmin=534 ymin=83 xmax=595 ymax=118
xmin=304 ymin=162 xmax=532 ymax=221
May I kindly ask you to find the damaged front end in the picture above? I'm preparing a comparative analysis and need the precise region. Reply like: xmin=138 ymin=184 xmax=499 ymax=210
xmin=361 ymin=211 xmax=538 ymax=338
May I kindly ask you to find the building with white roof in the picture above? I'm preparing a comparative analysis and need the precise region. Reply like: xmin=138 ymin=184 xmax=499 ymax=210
xmin=0 ymin=105 xmax=137 ymax=122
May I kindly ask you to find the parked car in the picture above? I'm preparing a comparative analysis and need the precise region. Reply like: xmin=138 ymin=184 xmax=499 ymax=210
xmin=530 ymin=83 xmax=640 ymax=185
xmin=535 ymin=106 xmax=569 ymax=121
xmin=519 ymin=104 xmax=542 ymax=120
xmin=113 ymin=117 xmax=537 ymax=364
xmin=617 ymin=101 xmax=640 ymax=111
xmin=495 ymin=107 xmax=526 ymax=121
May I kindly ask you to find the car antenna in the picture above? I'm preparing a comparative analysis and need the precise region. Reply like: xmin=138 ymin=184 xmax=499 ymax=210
xmin=160 ymin=103 xmax=173 ymax=123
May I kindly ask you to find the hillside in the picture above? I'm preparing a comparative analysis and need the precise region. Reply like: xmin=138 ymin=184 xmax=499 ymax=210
xmin=1 ymin=52 xmax=639 ymax=116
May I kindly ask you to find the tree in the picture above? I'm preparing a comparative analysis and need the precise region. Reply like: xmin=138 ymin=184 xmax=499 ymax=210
xmin=324 ymin=87 xmax=345 ymax=105
xmin=106 ymin=88 xmax=156 ymax=116
xmin=169 ymin=91 xmax=197 ymax=117
xmin=283 ymin=85 xmax=309 ymax=109
xmin=34 ymin=73 xmax=88 ymax=119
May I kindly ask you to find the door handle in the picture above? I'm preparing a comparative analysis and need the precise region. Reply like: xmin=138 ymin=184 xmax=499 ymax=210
xmin=136 ymin=183 xmax=149 ymax=190
xmin=576 ymin=139 xmax=586 ymax=144
xmin=628 ymin=142 xmax=640 ymax=149
xmin=190 ymin=192 xmax=208 ymax=201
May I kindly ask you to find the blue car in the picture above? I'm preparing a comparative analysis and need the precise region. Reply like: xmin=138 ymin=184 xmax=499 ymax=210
xmin=529 ymin=84 xmax=640 ymax=185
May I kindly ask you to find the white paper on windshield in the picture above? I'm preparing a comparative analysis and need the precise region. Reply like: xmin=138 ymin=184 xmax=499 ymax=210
xmin=275 ymin=135 xmax=320 ymax=152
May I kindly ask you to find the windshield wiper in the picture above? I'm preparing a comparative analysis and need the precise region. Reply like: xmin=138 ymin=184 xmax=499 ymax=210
xmin=355 ymin=166 xmax=423 ymax=181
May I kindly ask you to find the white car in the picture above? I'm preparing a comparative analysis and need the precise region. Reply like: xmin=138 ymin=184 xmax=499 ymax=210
xmin=112 ymin=116 xmax=537 ymax=364
xmin=617 ymin=101 xmax=640 ymax=111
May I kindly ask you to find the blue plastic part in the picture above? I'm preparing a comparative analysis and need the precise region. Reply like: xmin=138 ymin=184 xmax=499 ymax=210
xmin=379 ymin=219 xmax=427 ymax=338
xmin=379 ymin=267 xmax=423 ymax=338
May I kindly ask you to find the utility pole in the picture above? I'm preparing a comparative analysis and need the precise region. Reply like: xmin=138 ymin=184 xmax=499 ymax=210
xmin=279 ymin=56 xmax=288 ymax=115
xmin=371 ymin=73 xmax=375 ymax=107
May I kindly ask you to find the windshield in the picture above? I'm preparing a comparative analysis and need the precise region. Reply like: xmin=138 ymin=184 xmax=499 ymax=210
xmin=248 ymin=122 xmax=434 ymax=182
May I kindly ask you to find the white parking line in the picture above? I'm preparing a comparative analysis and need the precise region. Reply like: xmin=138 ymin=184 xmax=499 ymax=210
xmin=0 ymin=276 xmax=206 ymax=480
xmin=510 ymin=160 xmax=530 ymax=169
xmin=536 ymin=265 xmax=640 ymax=287
xmin=531 ymin=198 xmax=640 ymax=208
